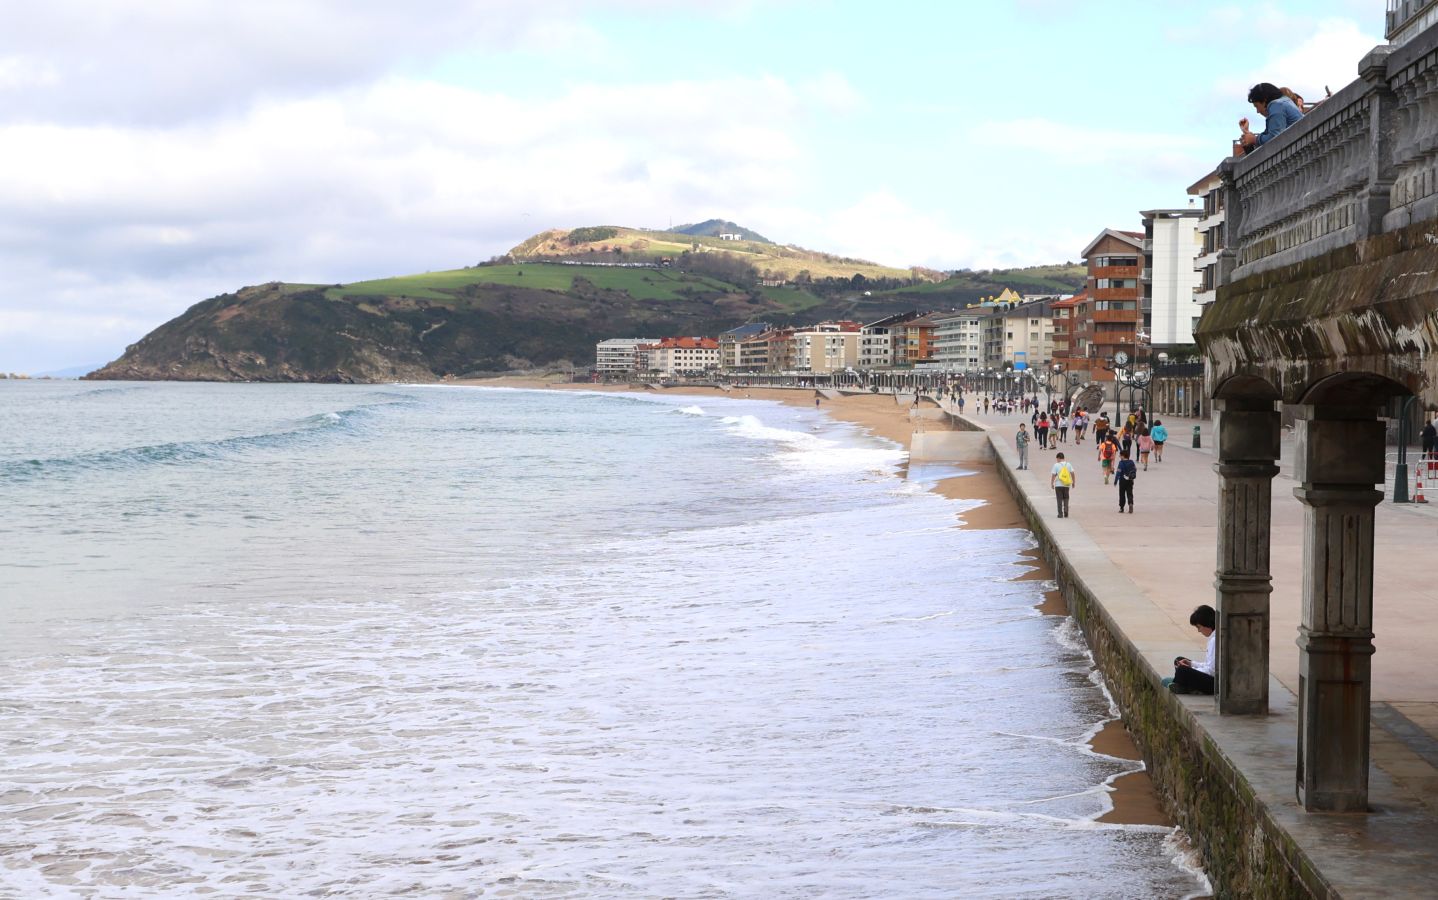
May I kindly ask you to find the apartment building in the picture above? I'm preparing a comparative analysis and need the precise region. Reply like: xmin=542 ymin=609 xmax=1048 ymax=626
xmin=1187 ymin=168 xmax=1225 ymax=311
xmin=932 ymin=308 xmax=990 ymax=370
xmin=895 ymin=315 xmax=939 ymax=366
xmin=717 ymin=323 xmax=771 ymax=370
xmin=1141 ymin=208 xmax=1203 ymax=348
xmin=1078 ymin=229 xmax=1146 ymax=381
xmin=792 ymin=321 xmax=861 ymax=374
xmin=646 ymin=337 xmax=720 ymax=376
xmin=859 ymin=312 xmax=921 ymax=368
xmin=977 ymin=298 xmax=1057 ymax=371
xmin=1050 ymin=294 xmax=1079 ymax=368
xmin=595 ymin=337 xmax=659 ymax=374
xmin=737 ymin=328 xmax=796 ymax=373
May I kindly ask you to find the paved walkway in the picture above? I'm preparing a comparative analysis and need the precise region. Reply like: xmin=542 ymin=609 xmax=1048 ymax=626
xmin=946 ymin=402 xmax=1438 ymax=897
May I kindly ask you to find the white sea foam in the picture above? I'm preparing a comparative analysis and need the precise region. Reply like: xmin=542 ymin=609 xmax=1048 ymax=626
xmin=0 ymin=381 xmax=1207 ymax=898
xmin=674 ymin=405 xmax=706 ymax=416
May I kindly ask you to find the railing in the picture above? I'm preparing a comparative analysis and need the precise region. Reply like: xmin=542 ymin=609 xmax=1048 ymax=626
xmin=1219 ymin=25 xmax=1438 ymax=286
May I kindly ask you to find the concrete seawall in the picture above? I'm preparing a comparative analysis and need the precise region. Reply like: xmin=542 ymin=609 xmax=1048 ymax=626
xmin=941 ymin=406 xmax=1438 ymax=899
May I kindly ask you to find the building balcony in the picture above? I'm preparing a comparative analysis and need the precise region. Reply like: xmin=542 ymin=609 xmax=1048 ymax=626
xmin=1140 ymin=267 xmax=1152 ymax=283
xmin=1091 ymin=308 xmax=1140 ymax=323
xmin=1091 ymin=288 xmax=1141 ymax=301
xmin=1092 ymin=265 xmax=1140 ymax=279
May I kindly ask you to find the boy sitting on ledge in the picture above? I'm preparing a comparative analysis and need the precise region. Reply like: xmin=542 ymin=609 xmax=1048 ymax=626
xmin=1162 ymin=605 xmax=1216 ymax=695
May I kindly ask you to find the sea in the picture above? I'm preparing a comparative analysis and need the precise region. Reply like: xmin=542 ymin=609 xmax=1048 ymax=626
xmin=0 ymin=381 xmax=1209 ymax=898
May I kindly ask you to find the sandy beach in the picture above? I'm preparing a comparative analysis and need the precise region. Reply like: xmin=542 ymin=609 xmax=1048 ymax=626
xmin=455 ymin=376 xmax=1170 ymax=827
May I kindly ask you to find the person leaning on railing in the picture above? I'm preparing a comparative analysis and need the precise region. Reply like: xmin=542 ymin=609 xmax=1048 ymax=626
xmin=1238 ymin=82 xmax=1304 ymax=154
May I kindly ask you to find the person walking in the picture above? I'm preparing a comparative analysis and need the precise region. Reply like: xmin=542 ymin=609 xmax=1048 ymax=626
xmin=1036 ymin=412 xmax=1050 ymax=449
xmin=1423 ymin=415 xmax=1437 ymax=460
xmin=1051 ymin=452 xmax=1075 ymax=518
xmin=1094 ymin=412 xmax=1110 ymax=447
xmin=1099 ymin=433 xmax=1117 ymax=484
xmin=1150 ymin=419 xmax=1168 ymax=462
xmin=1116 ymin=448 xmax=1137 ymax=513
xmin=1073 ymin=410 xmax=1087 ymax=444
xmin=1120 ymin=424 xmax=1133 ymax=458
xmin=1058 ymin=413 xmax=1069 ymax=444
xmin=1137 ymin=425 xmax=1154 ymax=470
xmin=1016 ymin=423 xmax=1031 ymax=470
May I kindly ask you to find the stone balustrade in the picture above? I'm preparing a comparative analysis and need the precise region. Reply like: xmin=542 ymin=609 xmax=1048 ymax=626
xmin=1218 ymin=27 xmax=1438 ymax=286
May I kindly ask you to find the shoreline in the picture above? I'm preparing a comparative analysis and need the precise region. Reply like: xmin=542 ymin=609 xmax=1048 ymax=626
xmin=454 ymin=377 xmax=1170 ymax=828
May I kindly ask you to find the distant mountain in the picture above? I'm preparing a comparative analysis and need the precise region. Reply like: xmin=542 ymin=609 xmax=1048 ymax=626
xmin=88 ymin=223 xmax=1082 ymax=382
xmin=672 ymin=219 xmax=772 ymax=243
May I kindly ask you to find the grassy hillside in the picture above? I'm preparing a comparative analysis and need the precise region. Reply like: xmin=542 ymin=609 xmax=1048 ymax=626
xmin=329 ymin=264 xmax=739 ymax=303
xmin=510 ymin=226 xmax=920 ymax=283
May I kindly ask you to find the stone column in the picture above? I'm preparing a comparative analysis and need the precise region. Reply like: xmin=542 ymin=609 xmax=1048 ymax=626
xmin=1213 ymin=398 xmax=1281 ymax=715
xmin=1292 ymin=404 xmax=1384 ymax=813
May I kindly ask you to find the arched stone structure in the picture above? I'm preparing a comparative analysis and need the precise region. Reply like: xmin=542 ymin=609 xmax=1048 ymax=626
xmin=1210 ymin=374 xmax=1282 ymax=718
xmin=1288 ymin=372 xmax=1408 ymax=813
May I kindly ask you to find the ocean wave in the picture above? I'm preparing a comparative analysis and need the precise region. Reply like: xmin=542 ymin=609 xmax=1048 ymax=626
xmin=1 ymin=403 xmax=388 ymax=482
xmin=673 ymin=406 xmax=706 ymax=417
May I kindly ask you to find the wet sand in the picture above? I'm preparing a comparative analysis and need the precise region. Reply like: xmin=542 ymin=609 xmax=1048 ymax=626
xmin=452 ymin=378 xmax=1171 ymax=827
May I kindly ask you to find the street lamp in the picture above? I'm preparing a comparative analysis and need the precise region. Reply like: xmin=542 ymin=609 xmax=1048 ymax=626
xmin=1105 ymin=350 xmax=1152 ymax=422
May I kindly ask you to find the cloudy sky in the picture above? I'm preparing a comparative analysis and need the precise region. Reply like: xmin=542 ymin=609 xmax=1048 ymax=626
xmin=1 ymin=0 xmax=1380 ymax=373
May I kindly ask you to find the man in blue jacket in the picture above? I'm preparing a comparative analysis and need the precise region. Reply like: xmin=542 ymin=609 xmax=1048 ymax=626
xmin=1239 ymin=82 xmax=1303 ymax=151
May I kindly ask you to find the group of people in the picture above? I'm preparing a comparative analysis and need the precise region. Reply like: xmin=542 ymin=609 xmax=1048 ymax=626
xmin=1019 ymin=406 xmax=1170 ymax=516
xmin=1237 ymin=81 xmax=1330 ymax=155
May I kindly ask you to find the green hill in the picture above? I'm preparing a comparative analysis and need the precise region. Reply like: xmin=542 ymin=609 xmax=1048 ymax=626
xmin=672 ymin=219 xmax=772 ymax=243
xmin=87 ymin=226 xmax=1085 ymax=382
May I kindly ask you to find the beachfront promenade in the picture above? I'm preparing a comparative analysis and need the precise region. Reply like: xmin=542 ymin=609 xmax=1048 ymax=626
xmin=944 ymin=401 xmax=1438 ymax=898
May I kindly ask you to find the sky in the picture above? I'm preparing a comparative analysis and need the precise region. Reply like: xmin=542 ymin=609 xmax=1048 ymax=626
xmin=0 ymin=0 xmax=1382 ymax=373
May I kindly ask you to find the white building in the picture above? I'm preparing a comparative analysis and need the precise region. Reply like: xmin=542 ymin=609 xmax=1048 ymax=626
xmin=859 ymin=313 xmax=918 ymax=368
xmin=1141 ymin=207 xmax=1204 ymax=347
xmin=1187 ymin=170 xmax=1224 ymax=313
xmin=646 ymin=337 xmax=720 ymax=376
xmin=931 ymin=309 xmax=989 ymax=370
xmin=595 ymin=337 xmax=660 ymax=374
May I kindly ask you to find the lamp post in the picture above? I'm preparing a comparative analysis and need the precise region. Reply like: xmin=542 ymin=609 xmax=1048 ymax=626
xmin=1105 ymin=351 xmax=1152 ymax=423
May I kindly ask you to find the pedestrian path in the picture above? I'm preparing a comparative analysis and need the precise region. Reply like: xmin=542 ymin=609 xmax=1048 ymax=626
xmin=943 ymin=401 xmax=1438 ymax=896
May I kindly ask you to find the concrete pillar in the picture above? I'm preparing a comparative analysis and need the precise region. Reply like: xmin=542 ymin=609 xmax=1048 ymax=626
xmin=1292 ymin=404 xmax=1384 ymax=813
xmin=1213 ymin=398 xmax=1281 ymax=714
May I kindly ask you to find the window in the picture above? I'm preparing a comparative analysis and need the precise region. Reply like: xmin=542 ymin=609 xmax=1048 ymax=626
xmin=1094 ymin=300 xmax=1136 ymax=311
xmin=1096 ymin=279 xmax=1137 ymax=290
xmin=1093 ymin=255 xmax=1138 ymax=267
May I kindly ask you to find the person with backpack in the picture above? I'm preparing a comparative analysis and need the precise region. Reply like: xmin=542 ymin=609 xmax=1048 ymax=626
xmin=1015 ymin=422 xmax=1031 ymax=470
xmin=1098 ymin=433 xmax=1117 ymax=484
xmin=1116 ymin=448 xmax=1137 ymax=513
xmin=1093 ymin=412 xmax=1110 ymax=447
xmin=1051 ymin=451 xmax=1075 ymax=518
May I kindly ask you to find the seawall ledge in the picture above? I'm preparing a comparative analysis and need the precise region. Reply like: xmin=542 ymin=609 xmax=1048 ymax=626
xmin=943 ymin=404 xmax=1438 ymax=898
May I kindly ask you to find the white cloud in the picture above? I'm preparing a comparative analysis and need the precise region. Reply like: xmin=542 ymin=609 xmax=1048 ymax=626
xmin=0 ymin=72 xmax=827 ymax=371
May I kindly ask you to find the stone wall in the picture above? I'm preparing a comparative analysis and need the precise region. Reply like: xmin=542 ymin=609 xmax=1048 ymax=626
xmin=973 ymin=430 xmax=1329 ymax=897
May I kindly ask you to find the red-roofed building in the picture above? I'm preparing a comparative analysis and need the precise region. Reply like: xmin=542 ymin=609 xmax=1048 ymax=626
xmin=646 ymin=337 xmax=720 ymax=376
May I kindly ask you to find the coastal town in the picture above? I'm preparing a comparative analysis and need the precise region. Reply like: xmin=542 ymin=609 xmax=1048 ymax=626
xmin=580 ymin=5 xmax=1438 ymax=896
xmin=592 ymin=214 xmax=1208 ymax=419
